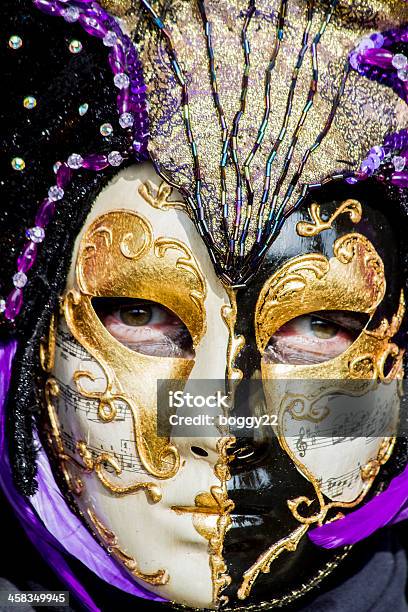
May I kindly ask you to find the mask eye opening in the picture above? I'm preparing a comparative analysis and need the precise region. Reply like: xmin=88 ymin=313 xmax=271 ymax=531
xmin=262 ymin=310 xmax=369 ymax=366
xmin=91 ymin=296 xmax=195 ymax=359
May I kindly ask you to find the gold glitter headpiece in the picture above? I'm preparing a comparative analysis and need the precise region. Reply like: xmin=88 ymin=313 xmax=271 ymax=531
xmin=102 ymin=0 xmax=408 ymax=285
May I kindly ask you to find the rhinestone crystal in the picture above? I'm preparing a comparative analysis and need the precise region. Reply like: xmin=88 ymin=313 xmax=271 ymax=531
xmin=349 ymin=52 xmax=360 ymax=71
xmin=26 ymin=226 xmax=46 ymax=243
xmin=369 ymin=145 xmax=385 ymax=160
xmin=79 ymin=103 xmax=89 ymax=116
xmin=103 ymin=31 xmax=118 ymax=47
xmin=114 ymin=73 xmax=130 ymax=89
xmin=119 ymin=112 xmax=134 ymax=128
xmin=370 ymin=32 xmax=384 ymax=49
xmin=69 ymin=39 xmax=83 ymax=54
xmin=9 ymin=35 xmax=22 ymax=50
xmin=398 ymin=68 xmax=408 ymax=82
xmin=367 ymin=154 xmax=381 ymax=170
xmin=108 ymin=151 xmax=123 ymax=166
xmin=357 ymin=37 xmax=375 ymax=52
xmin=67 ymin=153 xmax=84 ymax=169
xmin=393 ymin=156 xmax=406 ymax=172
xmin=23 ymin=96 xmax=37 ymax=109
xmin=11 ymin=157 xmax=25 ymax=171
xmin=100 ymin=123 xmax=113 ymax=136
xmin=53 ymin=161 xmax=62 ymax=174
xmin=392 ymin=54 xmax=408 ymax=70
xmin=0 ymin=300 xmax=5 ymax=314
xmin=48 ymin=185 xmax=64 ymax=201
xmin=13 ymin=272 xmax=28 ymax=289
xmin=63 ymin=6 xmax=80 ymax=23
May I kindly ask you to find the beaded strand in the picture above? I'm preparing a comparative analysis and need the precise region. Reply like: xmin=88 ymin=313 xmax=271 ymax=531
xmin=1 ymin=0 xmax=148 ymax=321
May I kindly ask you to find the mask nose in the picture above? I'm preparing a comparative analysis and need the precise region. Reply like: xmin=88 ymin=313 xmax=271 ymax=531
xmin=226 ymin=365 xmax=276 ymax=471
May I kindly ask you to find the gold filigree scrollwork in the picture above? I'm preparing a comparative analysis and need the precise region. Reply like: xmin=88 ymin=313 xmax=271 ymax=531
xmin=237 ymin=524 xmax=309 ymax=600
xmin=75 ymin=209 xmax=206 ymax=345
xmin=240 ymin=234 xmax=402 ymax=599
xmin=40 ymin=313 xmax=57 ymax=373
xmin=334 ymin=234 xmax=384 ymax=303
xmin=76 ymin=441 xmax=161 ymax=502
xmin=44 ymin=375 xmax=162 ymax=501
xmin=286 ymin=397 xmax=330 ymax=422
xmin=367 ymin=290 xmax=405 ymax=341
xmin=173 ymin=437 xmax=235 ymax=606
xmin=365 ymin=290 xmax=406 ymax=383
xmin=44 ymin=378 xmax=87 ymax=495
xmin=256 ymin=254 xmax=330 ymax=352
xmin=255 ymin=233 xmax=385 ymax=354
xmin=296 ymin=199 xmax=362 ymax=237
xmin=63 ymin=209 xmax=209 ymax=483
xmin=154 ymin=237 xmax=207 ymax=346
xmin=71 ymin=361 xmax=181 ymax=481
xmin=348 ymin=290 xmax=406 ymax=383
xmin=87 ymin=508 xmax=169 ymax=585
xmin=238 ymin=428 xmax=395 ymax=601
xmin=210 ymin=436 xmax=236 ymax=606
xmin=221 ymin=287 xmax=245 ymax=384
xmin=139 ymin=180 xmax=186 ymax=211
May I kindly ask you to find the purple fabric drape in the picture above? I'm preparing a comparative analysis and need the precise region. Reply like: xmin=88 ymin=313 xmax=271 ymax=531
xmin=309 ymin=462 xmax=408 ymax=548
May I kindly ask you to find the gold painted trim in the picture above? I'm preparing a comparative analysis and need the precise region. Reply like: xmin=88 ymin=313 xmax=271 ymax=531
xmin=64 ymin=291 xmax=183 ymax=480
xmin=296 ymin=199 xmax=362 ymax=237
xmin=139 ymin=180 xmax=186 ymax=211
xmin=87 ymin=508 xmax=169 ymax=586
xmin=184 ymin=437 xmax=235 ymax=607
xmin=76 ymin=441 xmax=162 ymax=502
xmin=221 ymin=286 xmax=245 ymax=384
xmin=237 ymin=524 xmax=309 ymax=600
xmin=40 ymin=313 xmax=57 ymax=373
xmin=44 ymin=377 xmax=87 ymax=496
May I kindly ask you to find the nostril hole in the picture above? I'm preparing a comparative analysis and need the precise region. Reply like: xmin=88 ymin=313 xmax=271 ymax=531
xmin=191 ymin=446 xmax=209 ymax=458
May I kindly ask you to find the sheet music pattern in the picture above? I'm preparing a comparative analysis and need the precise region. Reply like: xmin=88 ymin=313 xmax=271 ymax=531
xmin=283 ymin=384 xmax=400 ymax=503
xmin=60 ymin=429 xmax=147 ymax=475
xmin=53 ymin=322 xmax=146 ymax=476
xmin=292 ymin=403 xmax=394 ymax=459
xmin=56 ymin=329 xmax=89 ymax=361
xmin=56 ymin=378 xmax=131 ymax=423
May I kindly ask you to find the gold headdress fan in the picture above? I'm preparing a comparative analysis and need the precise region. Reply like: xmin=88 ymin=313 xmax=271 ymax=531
xmin=102 ymin=0 xmax=408 ymax=284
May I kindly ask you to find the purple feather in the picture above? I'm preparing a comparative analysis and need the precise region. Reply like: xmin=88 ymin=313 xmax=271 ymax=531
xmin=309 ymin=463 xmax=408 ymax=548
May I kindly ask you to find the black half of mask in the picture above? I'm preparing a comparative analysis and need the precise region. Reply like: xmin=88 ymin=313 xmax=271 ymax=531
xmin=222 ymin=179 xmax=408 ymax=608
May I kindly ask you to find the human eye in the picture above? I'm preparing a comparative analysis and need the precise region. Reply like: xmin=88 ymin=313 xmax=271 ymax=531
xmin=263 ymin=310 xmax=368 ymax=365
xmin=93 ymin=297 xmax=194 ymax=358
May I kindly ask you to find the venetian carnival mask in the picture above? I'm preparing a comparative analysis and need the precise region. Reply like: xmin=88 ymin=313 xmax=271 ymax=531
xmin=1 ymin=0 xmax=408 ymax=610
xmin=40 ymin=162 xmax=406 ymax=609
